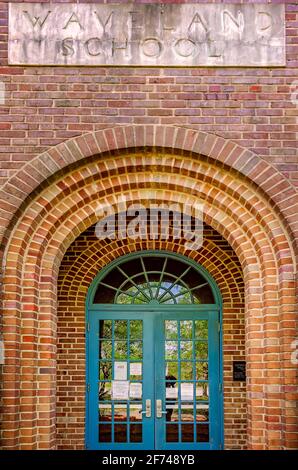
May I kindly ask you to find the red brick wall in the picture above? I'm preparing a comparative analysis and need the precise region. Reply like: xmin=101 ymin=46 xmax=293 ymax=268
xmin=57 ymin=223 xmax=246 ymax=449
xmin=0 ymin=0 xmax=297 ymax=451
xmin=0 ymin=1 xmax=297 ymax=187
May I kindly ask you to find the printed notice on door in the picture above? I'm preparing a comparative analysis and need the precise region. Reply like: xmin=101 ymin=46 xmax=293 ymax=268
xmin=130 ymin=383 xmax=142 ymax=399
xmin=181 ymin=383 xmax=194 ymax=400
xmin=166 ymin=387 xmax=178 ymax=400
xmin=112 ymin=380 xmax=129 ymax=400
xmin=114 ymin=362 xmax=127 ymax=381
xmin=130 ymin=363 xmax=142 ymax=377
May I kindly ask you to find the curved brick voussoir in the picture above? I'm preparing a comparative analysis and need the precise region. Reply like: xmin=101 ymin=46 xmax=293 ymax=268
xmin=0 ymin=126 xmax=297 ymax=255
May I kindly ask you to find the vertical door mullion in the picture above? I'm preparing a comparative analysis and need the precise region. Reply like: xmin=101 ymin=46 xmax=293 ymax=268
xmin=88 ymin=313 xmax=99 ymax=450
xmin=192 ymin=319 xmax=197 ymax=443
xmin=154 ymin=312 xmax=164 ymax=449
xmin=177 ymin=320 xmax=181 ymax=444
xmin=208 ymin=311 xmax=220 ymax=450
xmin=143 ymin=312 xmax=155 ymax=450
xmin=127 ymin=320 xmax=130 ymax=445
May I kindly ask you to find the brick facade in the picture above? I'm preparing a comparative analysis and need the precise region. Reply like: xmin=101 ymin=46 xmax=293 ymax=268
xmin=0 ymin=0 xmax=297 ymax=451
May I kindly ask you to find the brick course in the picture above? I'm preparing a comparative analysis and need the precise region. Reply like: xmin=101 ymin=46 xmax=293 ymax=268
xmin=0 ymin=0 xmax=297 ymax=451
xmin=0 ymin=1 xmax=297 ymax=186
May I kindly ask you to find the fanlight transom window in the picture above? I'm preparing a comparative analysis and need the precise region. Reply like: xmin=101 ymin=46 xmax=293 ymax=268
xmin=93 ymin=254 xmax=215 ymax=305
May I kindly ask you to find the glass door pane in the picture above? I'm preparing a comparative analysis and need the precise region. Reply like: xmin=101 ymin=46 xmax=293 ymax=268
xmin=98 ymin=319 xmax=144 ymax=444
xmin=88 ymin=313 xmax=155 ymax=450
xmin=155 ymin=313 xmax=220 ymax=450
xmin=164 ymin=320 xmax=209 ymax=444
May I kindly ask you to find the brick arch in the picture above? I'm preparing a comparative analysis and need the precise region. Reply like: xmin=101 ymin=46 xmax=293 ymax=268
xmin=5 ymin=152 xmax=293 ymax=278
xmin=1 ymin=151 xmax=296 ymax=450
xmin=57 ymin=224 xmax=245 ymax=449
xmin=0 ymin=125 xmax=297 ymax=254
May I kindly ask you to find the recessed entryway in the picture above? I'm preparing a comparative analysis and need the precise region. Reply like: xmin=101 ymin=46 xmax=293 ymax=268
xmin=86 ymin=251 xmax=223 ymax=450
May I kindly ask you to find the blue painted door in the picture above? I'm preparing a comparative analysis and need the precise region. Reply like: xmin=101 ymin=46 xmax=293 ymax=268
xmin=86 ymin=308 xmax=221 ymax=450
xmin=155 ymin=310 xmax=221 ymax=450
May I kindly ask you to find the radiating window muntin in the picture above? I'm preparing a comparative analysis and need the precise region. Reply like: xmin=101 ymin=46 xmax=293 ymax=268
xmin=93 ymin=254 xmax=215 ymax=305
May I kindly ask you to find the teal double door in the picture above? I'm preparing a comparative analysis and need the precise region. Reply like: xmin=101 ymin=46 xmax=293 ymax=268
xmin=86 ymin=307 xmax=222 ymax=450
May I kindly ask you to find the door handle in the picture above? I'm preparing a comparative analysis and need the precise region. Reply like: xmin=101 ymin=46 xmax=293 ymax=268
xmin=156 ymin=399 xmax=167 ymax=418
xmin=139 ymin=399 xmax=151 ymax=418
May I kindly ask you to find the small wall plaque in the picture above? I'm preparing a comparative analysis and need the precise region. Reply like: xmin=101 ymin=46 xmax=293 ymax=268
xmin=0 ymin=340 xmax=4 ymax=365
xmin=233 ymin=361 xmax=246 ymax=381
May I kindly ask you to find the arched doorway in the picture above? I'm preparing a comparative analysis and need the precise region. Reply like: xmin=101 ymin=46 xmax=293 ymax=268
xmin=1 ymin=126 xmax=296 ymax=450
xmin=86 ymin=251 xmax=223 ymax=450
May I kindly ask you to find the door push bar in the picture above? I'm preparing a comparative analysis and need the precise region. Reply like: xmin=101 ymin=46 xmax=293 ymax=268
xmin=156 ymin=399 xmax=167 ymax=418
xmin=139 ymin=399 xmax=151 ymax=418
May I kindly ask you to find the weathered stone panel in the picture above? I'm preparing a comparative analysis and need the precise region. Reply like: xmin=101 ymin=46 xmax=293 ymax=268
xmin=8 ymin=3 xmax=285 ymax=66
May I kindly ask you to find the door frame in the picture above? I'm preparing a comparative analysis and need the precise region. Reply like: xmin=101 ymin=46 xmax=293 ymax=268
xmin=85 ymin=250 xmax=224 ymax=450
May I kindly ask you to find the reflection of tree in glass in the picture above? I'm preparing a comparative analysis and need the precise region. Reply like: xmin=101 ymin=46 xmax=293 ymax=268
xmin=195 ymin=320 xmax=208 ymax=339
xmin=94 ymin=255 xmax=216 ymax=305
xmin=115 ymin=279 xmax=202 ymax=305
xmin=180 ymin=321 xmax=192 ymax=339
xmin=180 ymin=341 xmax=193 ymax=360
xmin=196 ymin=362 xmax=208 ymax=380
xmin=130 ymin=320 xmax=143 ymax=340
xmin=195 ymin=342 xmax=208 ymax=359
xmin=100 ymin=320 xmax=112 ymax=339
xmin=98 ymin=320 xmax=143 ymax=398
xmin=165 ymin=375 xmax=177 ymax=422
xmin=130 ymin=341 xmax=142 ymax=360
xmin=181 ymin=362 xmax=193 ymax=380
xmin=99 ymin=321 xmax=113 ymax=399
xmin=177 ymin=292 xmax=196 ymax=304
xmin=117 ymin=287 xmax=148 ymax=304
xmin=165 ymin=321 xmax=177 ymax=340
xmin=165 ymin=341 xmax=178 ymax=360
xmin=179 ymin=321 xmax=193 ymax=361
xmin=114 ymin=320 xmax=127 ymax=338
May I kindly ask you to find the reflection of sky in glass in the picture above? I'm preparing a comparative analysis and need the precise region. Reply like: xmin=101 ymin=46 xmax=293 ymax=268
xmin=96 ymin=256 xmax=211 ymax=304
xmin=94 ymin=255 xmax=216 ymax=305
xmin=117 ymin=280 xmax=199 ymax=305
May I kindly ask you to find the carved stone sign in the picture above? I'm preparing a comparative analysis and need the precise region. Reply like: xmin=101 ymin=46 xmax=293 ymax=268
xmin=8 ymin=3 xmax=285 ymax=67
